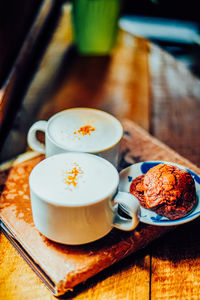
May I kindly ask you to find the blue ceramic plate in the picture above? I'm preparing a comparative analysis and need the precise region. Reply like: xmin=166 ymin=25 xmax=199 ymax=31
xmin=119 ymin=161 xmax=200 ymax=226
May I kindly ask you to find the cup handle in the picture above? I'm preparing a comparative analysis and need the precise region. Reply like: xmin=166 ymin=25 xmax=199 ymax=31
xmin=27 ymin=120 xmax=47 ymax=153
xmin=112 ymin=191 xmax=140 ymax=231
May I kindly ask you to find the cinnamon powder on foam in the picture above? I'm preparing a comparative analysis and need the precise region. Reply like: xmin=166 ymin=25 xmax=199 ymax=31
xmin=74 ymin=125 xmax=95 ymax=136
xmin=64 ymin=164 xmax=83 ymax=187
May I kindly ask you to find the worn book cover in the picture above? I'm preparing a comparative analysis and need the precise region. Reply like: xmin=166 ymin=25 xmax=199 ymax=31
xmin=1 ymin=120 xmax=199 ymax=296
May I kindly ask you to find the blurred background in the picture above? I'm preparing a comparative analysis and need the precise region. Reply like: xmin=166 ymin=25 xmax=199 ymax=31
xmin=121 ymin=0 xmax=200 ymax=77
xmin=122 ymin=0 xmax=199 ymax=22
xmin=0 ymin=0 xmax=200 ymax=87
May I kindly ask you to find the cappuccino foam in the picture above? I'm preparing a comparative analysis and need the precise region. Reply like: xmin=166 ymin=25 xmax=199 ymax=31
xmin=29 ymin=153 xmax=119 ymax=205
xmin=47 ymin=108 xmax=123 ymax=153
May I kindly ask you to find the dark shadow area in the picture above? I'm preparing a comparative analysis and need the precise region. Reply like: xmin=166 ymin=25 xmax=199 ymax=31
xmin=149 ymin=217 xmax=200 ymax=262
xmin=121 ymin=0 xmax=200 ymax=78
xmin=0 ymin=0 xmax=65 ymax=160
xmin=0 ymin=0 xmax=41 ymax=87
xmin=121 ymin=0 xmax=200 ymax=23
xmin=0 ymin=168 xmax=11 ymax=194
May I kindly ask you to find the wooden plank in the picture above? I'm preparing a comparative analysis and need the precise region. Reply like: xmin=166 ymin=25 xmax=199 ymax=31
xmin=71 ymin=255 xmax=150 ymax=300
xmin=149 ymin=43 xmax=200 ymax=167
xmin=151 ymin=219 xmax=200 ymax=300
xmin=0 ymin=233 xmax=55 ymax=300
xmin=149 ymin=44 xmax=200 ymax=300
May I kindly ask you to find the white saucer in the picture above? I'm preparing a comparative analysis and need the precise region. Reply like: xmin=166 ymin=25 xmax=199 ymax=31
xmin=119 ymin=161 xmax=200 ymax=226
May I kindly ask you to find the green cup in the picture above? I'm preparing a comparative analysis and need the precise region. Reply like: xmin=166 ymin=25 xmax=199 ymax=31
xmin=72 ymin=0 xmax=121 ymax=55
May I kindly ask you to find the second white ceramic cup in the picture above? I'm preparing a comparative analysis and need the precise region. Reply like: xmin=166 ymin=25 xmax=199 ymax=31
xmin=29 ymin=152 xmax=140 ymax=245
xmin=27 ymin=108 xmax=123 ymax=167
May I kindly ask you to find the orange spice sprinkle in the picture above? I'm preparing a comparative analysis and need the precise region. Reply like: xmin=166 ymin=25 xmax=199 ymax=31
xmin=64 ymin=165 xmax=83 ymax=187
xmin=74 ymin=125 xmax=95 ymax=136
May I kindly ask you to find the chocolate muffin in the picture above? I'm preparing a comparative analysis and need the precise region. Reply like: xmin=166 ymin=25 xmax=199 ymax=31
xmin=130 ymin=164 xmax=196 ymax=220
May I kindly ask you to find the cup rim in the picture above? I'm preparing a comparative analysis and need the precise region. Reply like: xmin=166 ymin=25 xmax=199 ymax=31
xmin=46 ymin=107 xmax=123 ymax=153
xmin=29 ymin=152 xmax=119 ymax=207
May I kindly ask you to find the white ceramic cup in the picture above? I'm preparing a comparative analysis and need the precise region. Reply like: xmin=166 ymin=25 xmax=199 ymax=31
xmin=27 ymin=108 xmax=123 ymax=167
xmin=29 ymin=152 xmax=140 ymax=245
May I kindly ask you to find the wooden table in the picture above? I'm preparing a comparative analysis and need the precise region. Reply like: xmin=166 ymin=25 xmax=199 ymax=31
xmin=1 ymin=2 xmax=200 ymax=299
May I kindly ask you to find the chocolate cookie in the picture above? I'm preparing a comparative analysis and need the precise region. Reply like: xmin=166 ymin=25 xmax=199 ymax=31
xmin=130 ymin=164 xmax=196 ymax=220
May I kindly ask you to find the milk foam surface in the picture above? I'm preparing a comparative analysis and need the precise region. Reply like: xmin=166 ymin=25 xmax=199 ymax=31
xmin=47 ymin=109 xmax=123 ymax=152
xmin=29 ymin=153 xmax=119 ymax=205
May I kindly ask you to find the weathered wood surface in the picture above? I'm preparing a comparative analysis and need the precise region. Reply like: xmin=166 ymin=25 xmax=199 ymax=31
xmin=149 ymin=43 xmax=200 ymax=167
xmin=1 ymin=2 xmax=200 ymax=299
xmin=149 ymin=44 xmax=200 ymax=300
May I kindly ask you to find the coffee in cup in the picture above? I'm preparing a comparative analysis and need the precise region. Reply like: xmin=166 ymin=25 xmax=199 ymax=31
xmin=27 ymin=108 xmax=123 ymax=167
xmin=29 ymin=152 xmax=140 ymax=245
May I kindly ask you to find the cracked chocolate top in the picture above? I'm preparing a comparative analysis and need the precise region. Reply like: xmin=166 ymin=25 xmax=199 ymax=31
xmin=130 ymin=164 xmax=197 ymax=220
